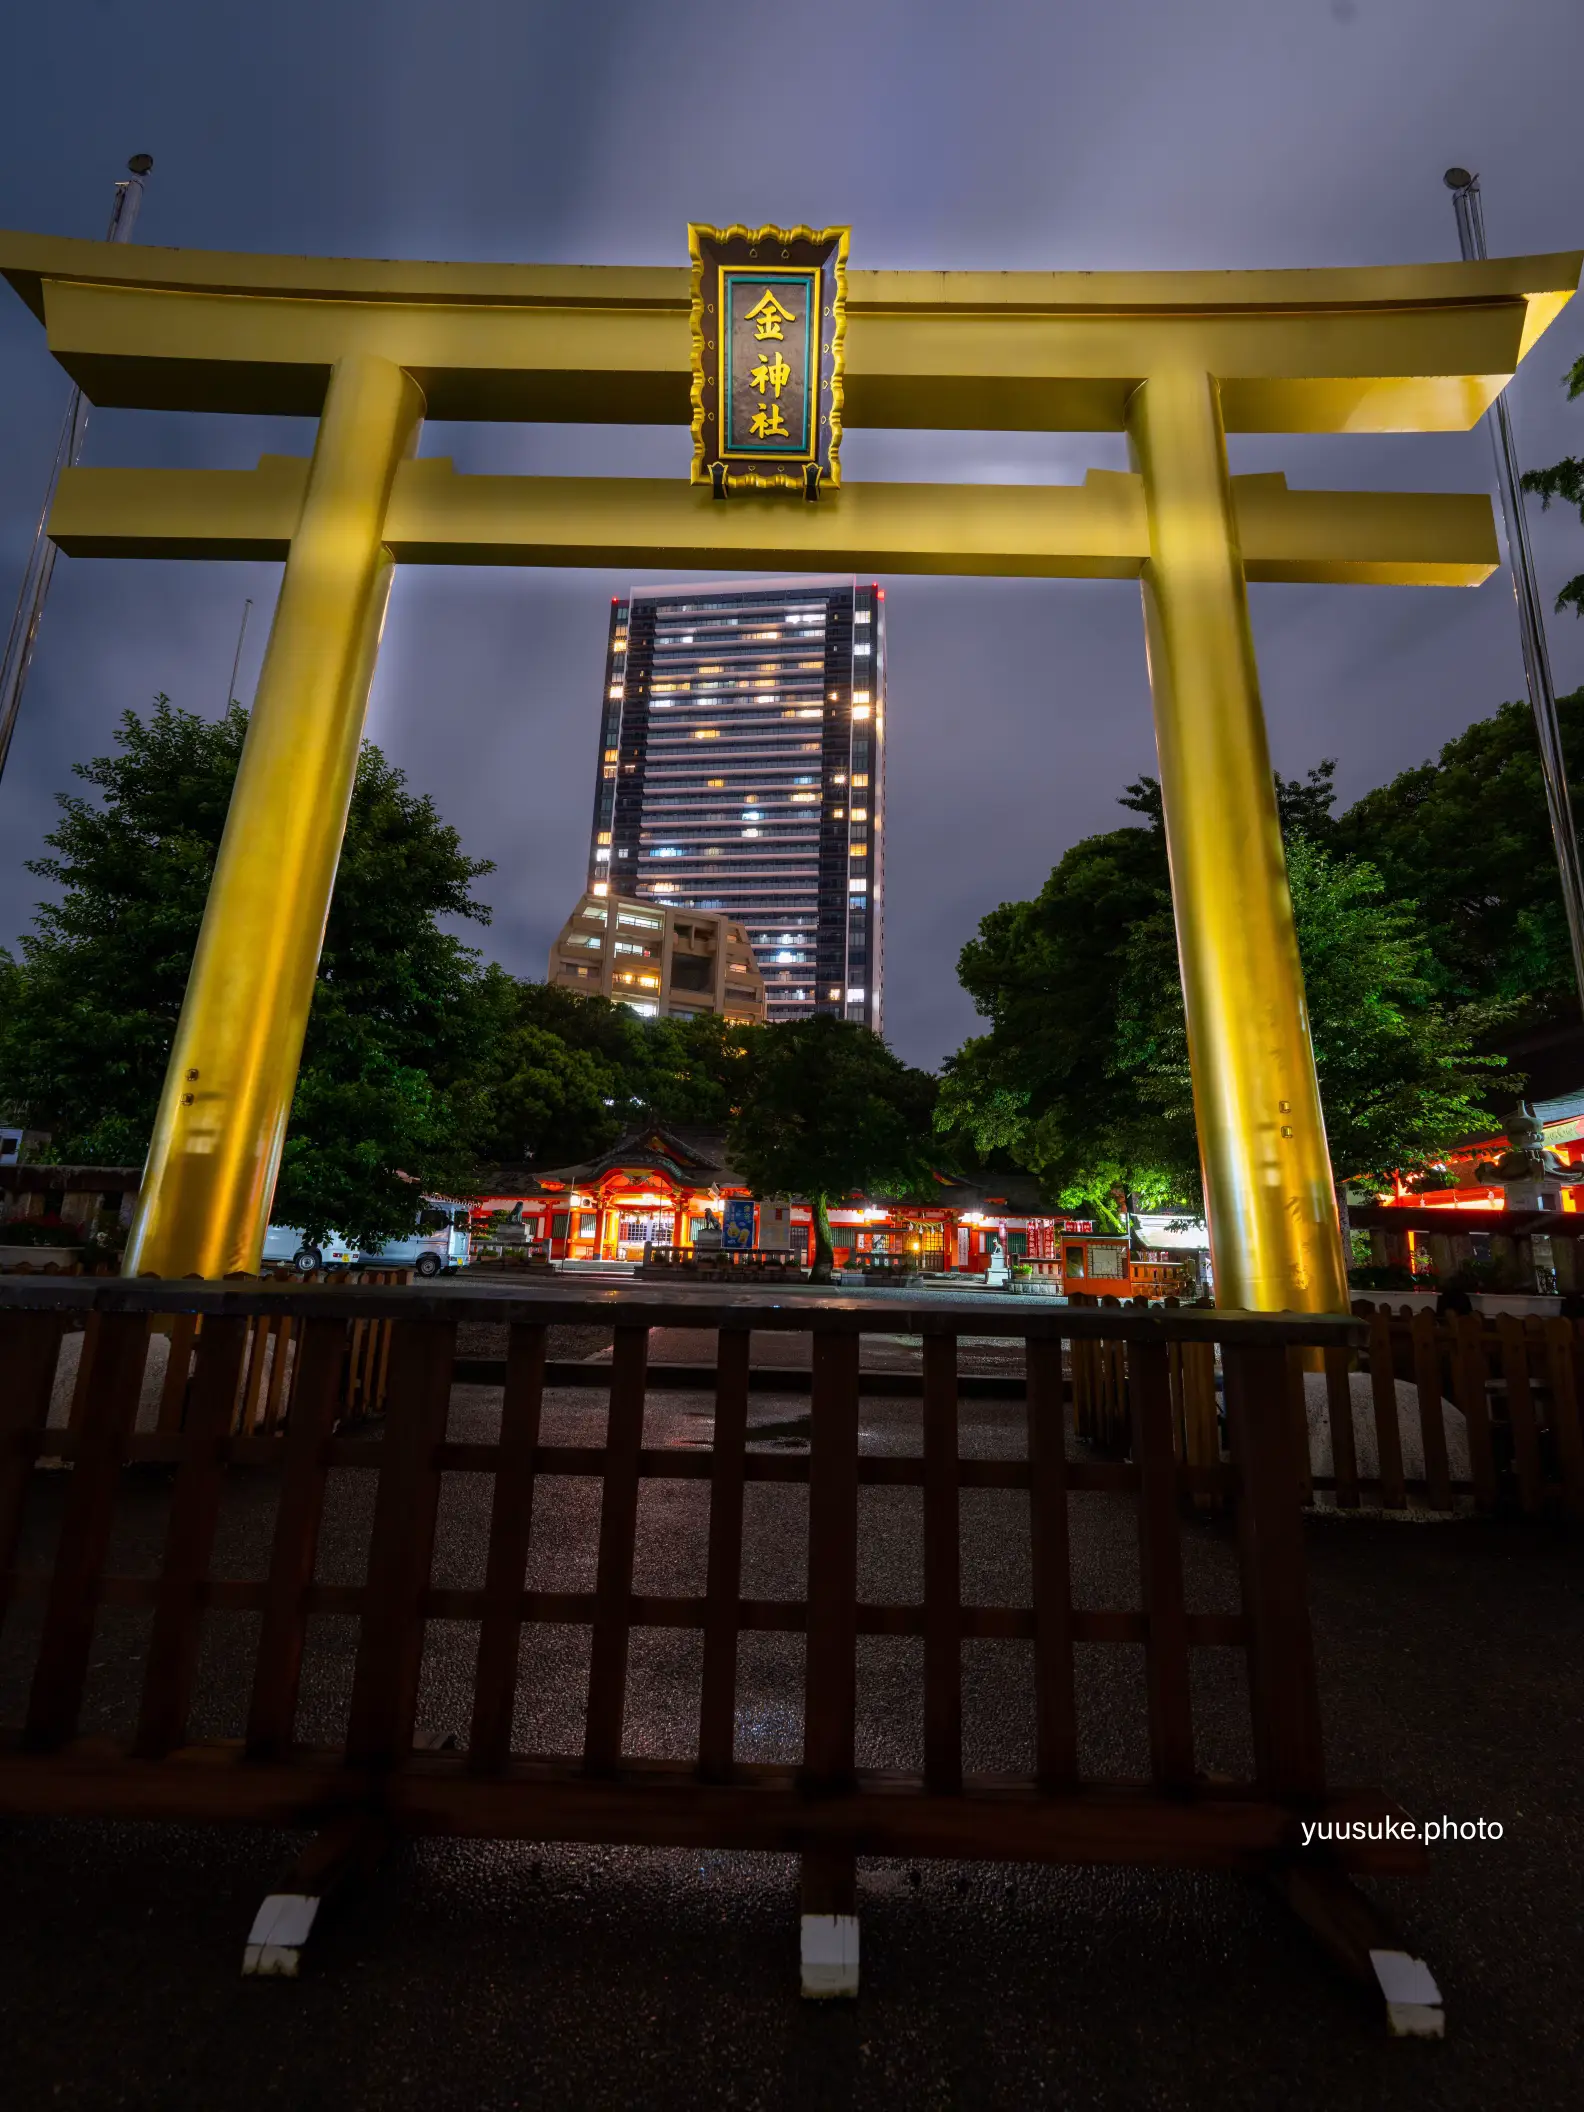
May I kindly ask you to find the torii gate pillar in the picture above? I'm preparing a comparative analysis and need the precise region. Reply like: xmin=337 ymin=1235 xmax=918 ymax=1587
xmin=1130 ymin=366 xmax=1340 ymax=1309
xmin=127 ymin=353 xmax=423 ymax=1279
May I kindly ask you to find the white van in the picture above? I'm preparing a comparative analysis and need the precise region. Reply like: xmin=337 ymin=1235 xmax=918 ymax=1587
xmin=261 ymin=1200 xmax=472 ymax=1278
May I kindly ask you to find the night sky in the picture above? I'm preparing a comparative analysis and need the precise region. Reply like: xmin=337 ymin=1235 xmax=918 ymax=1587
xmin=2 ymin=0 xmax=1583 ymax=1070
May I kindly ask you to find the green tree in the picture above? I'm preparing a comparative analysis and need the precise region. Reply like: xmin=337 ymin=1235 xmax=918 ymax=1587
xmin=935 ymin=770 xmax=1337 ymax=1220
xmin=1114 ymin=833 xmax=1504 ymax=1190
xmin=461 ymin=974 xmax=631 ymax=1170
xmin=939 ymin=769 xmax=1503 ymax=1211
xmin=727 ymin=1015 xmax=940 ymax=1280
xmin=464 ymin=981 xmax=762 ymax=1170
xmin=1329 ymin=690 xmax=1584 ymax=1022
xmin=643 ymin=1009 xmax=761 ymax=1129
xmin=936 ymin=808 xmax=1181 ymax=1224
xmin=0 ymin=696 xmax=494 ymax=1246
xmin=1521 ymin=350 xmax=1584 ymax=621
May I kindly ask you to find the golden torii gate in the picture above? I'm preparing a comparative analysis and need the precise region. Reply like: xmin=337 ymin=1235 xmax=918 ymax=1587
xmin=1 ymin=228 xmax=1577 ymax=1308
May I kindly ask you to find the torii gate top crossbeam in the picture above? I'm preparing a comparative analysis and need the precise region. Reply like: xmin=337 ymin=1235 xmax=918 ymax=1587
xmin=1 ymin=233 xmax=1578 ymax=432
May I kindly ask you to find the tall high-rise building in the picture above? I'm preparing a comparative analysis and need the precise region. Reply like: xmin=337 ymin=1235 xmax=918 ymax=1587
xmin=585 ymin=577 xmax=885 ymax=1029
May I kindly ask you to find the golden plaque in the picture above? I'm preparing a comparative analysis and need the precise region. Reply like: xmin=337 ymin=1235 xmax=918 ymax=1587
xmin=688 ymin=223 xmax=848 ymax=496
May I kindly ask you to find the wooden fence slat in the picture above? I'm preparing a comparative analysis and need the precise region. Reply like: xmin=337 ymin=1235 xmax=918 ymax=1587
xmin=1451 ymin=1314 xmax=1499 ymax=1512
xmin=1497 ymin=1315 xmax=1544 ymax=1516
xmin=803 ymin=1329 xmax=859 ymax=1791
xmin=345 ymin=1317 xmax=368 ymax=1422
xmin=1105 ymin=1337 xmax=1126 ymax=1449
xmin=238 ymin=1313 xmax=272 ymax=1436
xmin=1366 ymin=1312 xmax=1407 ymax=1510
xmin=1287 ymin=1347 xmax=1314 ymax=1506
xmin=65 ymin=1310 xmax=102 ymax=1435
xmin=1185 ymin=1341 xmax=1220 ymax=1473
xmin=1409 ymin=1310 xmax=1453 ymax=1513
xmin=24 ymin=1312 xmax=149 ymax=1749
xmin=1026 ymin=1333 xmax=1078 ymax=1791
xmin=468 ymin=1322 xmax=548 ymax=1772
xmin=922 ymin=1332 xmax=963 ymax=1796
xmin=0 ymin=1311 xmax=68 ymax=1633
xmin=582 ymin=1324 xmax=650 ymax=1774
xmin=344 ymin=1317 xmax=455 ymax=1769
xmin=373 ymin=1316 xmax=395 ymax=1414
xmin=1128 ymin=1338 xmax=1195 ymax=1789
xmin=245 ymin=1318 xmax=348 ymax=1758
xmin=134 ymin=1314 xmax=250 ymax=1757
xmin=362 ymin=1317 xmax=384 ymax=1415
xmin=1223 ymin=1342 xmax=1325 ymax=1798
xmin=697 ymin=1325 xmax=750 ymax=1783
xmin=261 ymin=1315 xmax=294 ymax=1434
xmin=1167 ymin=1341 xmax=1186 ymax=1462
xmin=1070 ymin=1331 xmax=1092 ymax=1444
xmin=1541 ymin=1317 xmax=1584 ymax=1522
xmin=155 ymin=1312 xmax=198 ymax=1434
xmin=1322 ymin=1346 xmax=1359 ymax=1510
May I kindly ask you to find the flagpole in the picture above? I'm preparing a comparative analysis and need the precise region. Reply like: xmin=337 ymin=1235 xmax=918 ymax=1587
xmin=0 ymin=154 xmax=154 ymax=786
xmin=1444 ymin=165 xmax=1584 ymax=1021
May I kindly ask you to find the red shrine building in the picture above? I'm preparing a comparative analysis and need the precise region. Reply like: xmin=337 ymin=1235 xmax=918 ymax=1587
xmin=1351 ymin=1090 xmax=1584 ymax=1286
xmin=471 ymin=1123 xmax=1185 ymax=1293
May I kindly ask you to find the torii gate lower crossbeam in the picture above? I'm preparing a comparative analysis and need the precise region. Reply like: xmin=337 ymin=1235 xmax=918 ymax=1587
xmin=2 ymin=232 xmax=1575 ymax=1309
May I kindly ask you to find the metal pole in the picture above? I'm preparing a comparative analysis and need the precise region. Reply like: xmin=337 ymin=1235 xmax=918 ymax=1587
xmin=1445 ymin=167 xmax=1584 ymax=1020
xmin=0 ymin=154 xmax=153 ymax=786
xmin=226 ymin=597 xmax=254 ymax=707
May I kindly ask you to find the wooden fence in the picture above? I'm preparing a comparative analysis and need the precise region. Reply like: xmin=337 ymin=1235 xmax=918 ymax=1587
xmin=0 ymin=1278 xmax=1440 ymax=2022
xmin=1068 ymin=1291 xmax=1584 ymax=1519
xmin=18 ymin=1269 xmax=410 ymax=1439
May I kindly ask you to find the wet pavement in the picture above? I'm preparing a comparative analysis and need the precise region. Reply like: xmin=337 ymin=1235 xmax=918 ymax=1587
xmin=1 ymin=1334 xmax=1581 ymax=2110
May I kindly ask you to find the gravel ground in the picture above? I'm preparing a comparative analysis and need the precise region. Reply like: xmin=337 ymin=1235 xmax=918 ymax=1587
xmin=1 ymin=1357 xmax=1580 ymax=2112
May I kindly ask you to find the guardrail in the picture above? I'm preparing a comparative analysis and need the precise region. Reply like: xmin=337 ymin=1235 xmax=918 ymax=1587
xmin=0 ymin=1278 xmax=1441 ymax=2026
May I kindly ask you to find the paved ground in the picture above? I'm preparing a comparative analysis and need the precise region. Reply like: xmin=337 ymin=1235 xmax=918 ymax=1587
xmin=1 ymin=1330 xmax=1581 ymax=2110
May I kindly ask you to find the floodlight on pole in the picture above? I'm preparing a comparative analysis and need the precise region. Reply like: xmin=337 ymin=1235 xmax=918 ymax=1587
xmin=1444 ymin=164 xmax=1584 ymax=1023
xmin=0 ymin=155 xmax=154 ymax=786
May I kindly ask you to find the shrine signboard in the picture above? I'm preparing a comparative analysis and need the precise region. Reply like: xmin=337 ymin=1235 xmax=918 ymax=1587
xmin=689 ymin=223 xmax=847 ymax=495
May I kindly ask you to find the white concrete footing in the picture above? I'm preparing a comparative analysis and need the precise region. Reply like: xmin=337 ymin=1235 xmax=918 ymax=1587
xmin=242 ymin=1892 xmax=321 ymax=1977
xmin=800 ymin=1912 xmax=860 ymax=1998
xmin=1370 ymin=1948 xmax=1445 ymax=2038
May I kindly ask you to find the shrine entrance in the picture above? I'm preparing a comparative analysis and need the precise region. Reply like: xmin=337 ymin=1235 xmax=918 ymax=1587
xmin=1 ymin=219 xmax=1576 ymax=1307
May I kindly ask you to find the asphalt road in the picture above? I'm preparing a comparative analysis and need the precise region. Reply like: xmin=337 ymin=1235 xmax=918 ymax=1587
xmin=1 ymin=1331 xmax=1580 ymax=2111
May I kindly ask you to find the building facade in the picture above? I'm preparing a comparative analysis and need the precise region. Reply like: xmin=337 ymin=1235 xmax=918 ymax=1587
xmin=471 ymin=1124 xmax=1183 ymax=1289
xmin=547 ymin=889 xmax=766 ymax=1022
xmin=585 ymin=578 xmax=884 ymax=1029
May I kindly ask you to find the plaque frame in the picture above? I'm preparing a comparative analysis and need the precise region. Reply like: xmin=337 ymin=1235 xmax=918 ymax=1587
xmin=688 ymin=222 xmax=849 ymax=494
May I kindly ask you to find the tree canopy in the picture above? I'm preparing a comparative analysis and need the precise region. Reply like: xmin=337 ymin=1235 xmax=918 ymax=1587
xmin=1521 ymin=349 xmax=1584 ymax=623
xmin=0 ymin=697 xmax=493 ymax=1245
xmin=726 ymin=1014 xmax=940 ymax=1278
xmin=1325 ymin=690 xmax=1584 ymax=1028
xmin=0 ymin=695 xmax=768 ymax=1245
xmin=462 ymin=975 xmax=759 ymax=1171
xmin=937 ymin=763 xmax=1505 ymax=1219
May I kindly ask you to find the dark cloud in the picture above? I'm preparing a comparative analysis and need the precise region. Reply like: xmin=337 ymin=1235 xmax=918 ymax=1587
xmin=2 ymin=0 xmax=1582 ymax=1067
